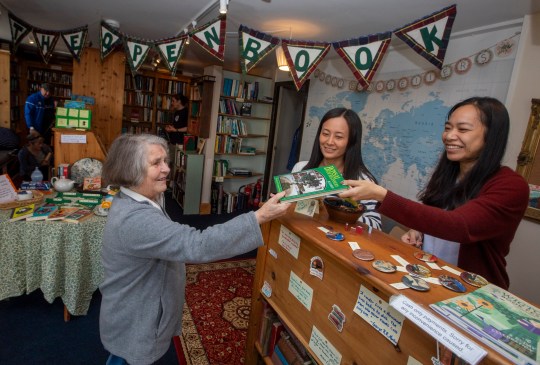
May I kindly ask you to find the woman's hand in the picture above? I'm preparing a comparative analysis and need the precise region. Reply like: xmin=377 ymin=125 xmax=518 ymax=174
xmin=255 ymin=191 xmax=291 ymax=224
xmin=339 ymin=179 xmax=387 ymax=202
xmin=401 ymin=229 xmax=423 ymax=248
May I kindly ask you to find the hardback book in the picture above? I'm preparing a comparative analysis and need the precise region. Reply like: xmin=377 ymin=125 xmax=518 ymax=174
xmin=26 ymin=203 xmax=58 ymax=221
xmin=274 ymin=165 xmax=348 ymax=203
xmin=267 ymin=320 xmax=284 ymax=357
xmin=9 ymin=203 xmax=36 ymax=222
xmin=47 ymin=206 xmax=81 ymax=221
xmin=82 ymin=177 xmax=102 ymax=191
xmin=430 ymin=284 xmax=540 ymax=365
xmin=63 ymin=208 xmax=94 ymax=224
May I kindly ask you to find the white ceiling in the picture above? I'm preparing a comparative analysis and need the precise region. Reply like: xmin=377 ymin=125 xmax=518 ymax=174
xmin=1 ymin=0 xmax=539 ymax=75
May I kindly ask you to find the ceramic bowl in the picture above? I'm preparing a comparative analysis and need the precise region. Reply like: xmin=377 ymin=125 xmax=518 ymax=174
xmin=323 ymin=196 xmax=365 ymax=224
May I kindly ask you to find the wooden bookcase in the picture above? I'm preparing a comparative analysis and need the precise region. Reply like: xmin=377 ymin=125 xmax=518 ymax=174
xmin=188 ymin=75 xmax=215 ymax=138
xmin=245 ymin=207 xmax=514 ymax=365
xmin=172 ymin=147 xmax=204 ymax=214
xmin=213 ymin=70 xmax=273 ymax=209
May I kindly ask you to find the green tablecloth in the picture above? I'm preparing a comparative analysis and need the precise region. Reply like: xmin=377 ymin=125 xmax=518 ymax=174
xmin=0 ymin=209 xmax=106 ymax=315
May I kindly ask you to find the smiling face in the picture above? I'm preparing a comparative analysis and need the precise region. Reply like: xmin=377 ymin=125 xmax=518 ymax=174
xmin=442 ymin=104 xmax=486 ymax=175
xmin=132 ymin=143 xmax=170 ymax=201
xmin=319 ymin=116 xmax=349 ymax=167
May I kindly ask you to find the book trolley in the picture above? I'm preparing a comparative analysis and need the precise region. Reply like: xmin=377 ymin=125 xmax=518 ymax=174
xmin=245 ymin=205 xmax=531 ymax=364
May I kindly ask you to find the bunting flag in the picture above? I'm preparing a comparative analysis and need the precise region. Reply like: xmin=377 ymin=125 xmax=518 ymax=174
xmin=33 ymin=29 xmax=60 ymax=64
xmin=154 ymin=36 xmax=187 ymax=76
xmin=61 ymin=26 xmax=88 ymax=62
xmin=238 ymin=25 xmax=280 ymax=74
xmin=124 ymin=38 xmax=153 ymax=74
xmin=8 ymin=12 xmax=32 ymax=52
xmin=333 ymin=32 xmax=392 ymax=89
xmin=100 ymin=21 xmax=123 ymax=61
xmin=191 ymin=17 xmax=226 ymax=62
xmin=393 ymin=4 xmax=457 ymax=69
xmin=282 ymin=39 xmax=331 ymax=91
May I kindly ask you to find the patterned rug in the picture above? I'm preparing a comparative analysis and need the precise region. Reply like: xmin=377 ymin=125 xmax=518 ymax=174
xmin=175 ymin=259 xmax=256 ymax=365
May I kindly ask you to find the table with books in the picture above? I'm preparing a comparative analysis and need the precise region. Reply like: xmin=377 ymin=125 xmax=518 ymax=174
xmin=0 ymin=191 xmax=107 ymax=318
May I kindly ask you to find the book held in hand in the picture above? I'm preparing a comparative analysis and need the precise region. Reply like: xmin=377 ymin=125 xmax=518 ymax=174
xmin=9 ymin=203 xmax=36 ymax=222
xmin=274 ymin=165 xmax=348 ymax=203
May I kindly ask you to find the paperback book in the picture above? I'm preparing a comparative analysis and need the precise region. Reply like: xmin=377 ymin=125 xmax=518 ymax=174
xmin=431 ymin=284 xmax=540 ymax=365
xmin=9 ymin=203 xmax=36 ymax=222
xmin=274 ymin=165 xmax=348 ymax=203
xmin=47 ymin=206 xmax=81 ymax=221
xmin=63 ymin=208 xmax=94 ymax=224
xmin=26 ymin=203 xmax=58 ymax=221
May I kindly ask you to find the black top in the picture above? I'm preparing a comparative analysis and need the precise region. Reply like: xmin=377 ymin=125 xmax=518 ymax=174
xmin=167 ymin=108 xmax=188 ymax=145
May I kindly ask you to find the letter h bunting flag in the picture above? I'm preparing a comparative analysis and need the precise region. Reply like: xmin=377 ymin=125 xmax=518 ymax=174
xmin=282 ymin=39 xmax=331 ymax=91
xmin=238 ymin=25 xmax=280 ymax=74
xmin=333 ymin=32 xmax=392 ymax=89
xmin=393 ymin=4 xmax=457 ymax=69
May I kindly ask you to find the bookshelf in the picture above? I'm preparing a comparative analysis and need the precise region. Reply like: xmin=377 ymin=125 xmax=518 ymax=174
xmin=172 ymin=147 xmax=204 ymax=214
xmin=188 ymin=75 xmax=215 ymax=138
xmin=26 ymin=65 xmax=73 ymax=100
xmin=9 ymin=60 xmax=21 ymax=131
xmin=212 ymin=70 xmax=273 ymax=212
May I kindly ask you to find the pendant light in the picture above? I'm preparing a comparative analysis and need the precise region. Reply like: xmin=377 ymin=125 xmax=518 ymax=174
xmin=275 ymin=45 xmax=289 ymax=72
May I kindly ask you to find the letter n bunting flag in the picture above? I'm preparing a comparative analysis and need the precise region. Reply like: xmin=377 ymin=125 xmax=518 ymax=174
xmin=238 ymin=25 xmax=279 ymax=74
xmin=282 ymin=39 xmax=331 ymax=91
xmin=191 ymin=17 xmax=226 ymax=62
xmin=333 ymin=32 xmax=392 ymax=89
xmin=393 ymin=4 xmax=457 ymax=69
xmin=155 ymin=36 xmax=187 ymax=76
xmin=124 ymin=38 xmax=152 ymax=74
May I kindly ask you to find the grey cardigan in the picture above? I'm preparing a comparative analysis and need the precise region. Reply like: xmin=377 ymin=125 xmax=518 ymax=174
xmin=99 ymin=191 xmax=263 ymax=365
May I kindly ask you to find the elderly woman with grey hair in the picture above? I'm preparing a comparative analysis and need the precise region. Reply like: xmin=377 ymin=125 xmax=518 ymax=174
xmin=99 ymin=134 xmax=290 ymax=365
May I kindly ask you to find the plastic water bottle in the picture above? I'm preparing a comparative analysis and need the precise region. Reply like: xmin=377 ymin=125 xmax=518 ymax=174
xmin=31 ymin=167 xmax=43 ymax=183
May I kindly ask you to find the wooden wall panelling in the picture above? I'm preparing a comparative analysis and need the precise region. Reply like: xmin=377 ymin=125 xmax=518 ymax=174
xmin=0 ymin=51 xmax=10 ymax=128
xmin=72 ymin=48 xmax=125 ymax=150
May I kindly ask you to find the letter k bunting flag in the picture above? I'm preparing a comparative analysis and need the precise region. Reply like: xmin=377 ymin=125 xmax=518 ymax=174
xmin=238 ymin=25 xmax=280 ymax=74
xmin=333 ymin=32 xmax=392 ymax=89
xmin=282 ymin=39 xmax=331 ymax=91
xmin=393 ymin=4 xmax=457 ymax=69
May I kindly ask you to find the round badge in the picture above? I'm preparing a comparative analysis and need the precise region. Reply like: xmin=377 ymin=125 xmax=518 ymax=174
xmin=401 ymin=275 xmax=430 ymax=291
xmin=406 ymin=264 xmax=431 ymax=278
xmin=414 ymin=251 xmax=438 ymax=263
xmin=352 ymin=249 xmax=374 ymax=261
xmin=438 ymin=275 xmax=467 ymax=293
xmin=372 ymin=260 xmax=396 ymax=273
xmin=326 ymin=232 xmax=344 ymax=241
xmin=460 ymin=271 xmax=489 ymax=287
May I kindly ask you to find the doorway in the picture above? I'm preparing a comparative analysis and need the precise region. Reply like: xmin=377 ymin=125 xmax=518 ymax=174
xmin=263 ymin=80 xmax=309 ymax=198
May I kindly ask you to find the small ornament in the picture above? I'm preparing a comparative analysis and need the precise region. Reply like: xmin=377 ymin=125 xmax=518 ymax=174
xmin=454 ymin=57 xmax=472 ymax=75
xmin=475 ymin=49 xmax=493 ymax=66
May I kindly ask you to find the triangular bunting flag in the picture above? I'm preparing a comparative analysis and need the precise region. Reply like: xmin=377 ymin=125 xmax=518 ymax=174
xmin=282 ymin=39 xmax=331 ymax=91
xmin=393 ymin=4 xmax=457 ymax=69
xmin=238 ymin=25 xmax=279 ymax=74
xmin=154 ymin=36 xmax=187 ymax=76
xmin=124 ymin=38 xmax=152 ymax=74
xmin=33 ymin=29 xmax=60 ymax=64
xmin=100 ymin=21 xmax=123 ymax=61
xmin=8 ymin=12 xmax=32 ymax=52
xmin=61 ymin=26 xmax=88 ymax=62
xmin=191 ymin=17 xmax=226 ymax=62
xmin=333 ymin=32 xmax=392 ymax=89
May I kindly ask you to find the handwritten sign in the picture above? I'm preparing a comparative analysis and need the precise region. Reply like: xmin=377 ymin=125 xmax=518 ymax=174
xmin=0 ymin=174 xmax=18 ymax=204
xmin=288 ymin=271 xmax=313 ymax=310
xmin=60 ymin=134 xmax=87 ymax=144
xmin=278 ymin=225 xmax=301 ymax=259
xmin=353 ymin=285 xmax=404 ymax=345
xmin=389 ymin=294 xmax=487 ymax=365
xmin=309 ymin=326 xmax=342 ymax=365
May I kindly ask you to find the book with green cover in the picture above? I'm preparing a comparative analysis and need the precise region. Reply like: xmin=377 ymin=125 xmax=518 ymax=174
xmin=9 ymin=203 xmax=36 ymax=222
xmin=430 ymin=284 xmax=540 ymax=365
xmin=274 ymin=165 xmax=348 ymax=203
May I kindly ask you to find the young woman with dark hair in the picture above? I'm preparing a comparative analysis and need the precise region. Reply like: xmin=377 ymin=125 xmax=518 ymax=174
xmin=339 ymin=97 xmax=529 ymax=289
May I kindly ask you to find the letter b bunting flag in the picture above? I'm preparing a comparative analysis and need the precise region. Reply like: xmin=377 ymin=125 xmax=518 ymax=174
xmin=238 ymin=25 xmax=280 ymax=74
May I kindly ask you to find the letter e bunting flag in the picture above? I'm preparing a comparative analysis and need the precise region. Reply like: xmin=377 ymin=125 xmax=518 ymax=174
xmin=124 ymin=38 xmax=152 ymax=74
xmin=100 ymin=21 xmax=122 ymax=61
xmin=393 ymin=4 xmax=457 ymax=69
xmin=61 ymin=26 xmax=88 ymax=62
xmin=191 ymin=17 xmax=226 ymax=62
xmin=155 ymin=36 xmax=187 ymax=76
xmin=33 ymin=29 xmax=60 ymax=64
xmin=238 ymin=25 xmax=280 ymax=74
xmin=8 ymin=12 xmax=32 ymax=53
xmin=333 ymin=32 xmax=392 ymax=89
xmin=282 ymin=39 xmax=331 ymax=91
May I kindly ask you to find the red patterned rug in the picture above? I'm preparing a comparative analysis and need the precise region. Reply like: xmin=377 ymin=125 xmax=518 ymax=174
xmin=174 ymin=259 xmax=256 ymax=365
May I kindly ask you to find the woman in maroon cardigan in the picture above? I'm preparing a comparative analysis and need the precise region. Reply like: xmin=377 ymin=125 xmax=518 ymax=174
xmin=340 ymin=97 xmax=529 ymax=289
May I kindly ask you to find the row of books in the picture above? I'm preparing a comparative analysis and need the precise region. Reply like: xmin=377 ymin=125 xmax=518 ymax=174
xmin=124 ymin=91 xmax=154 ymax=107
xmin=217 ymin=116 xmax=248 ymax=136
xmin=125 ymin=108 xmax=153 ymax=123
xmin=222 ymin=78 xmax=260 ymax=100
xmin=9 ymin=203 xmax=94 ymax=224
xmin=125 ymin=74 xmax=154 ymax=91
xmin=156 ymin=79 xmax=188 ymax=95
xmin=28 ymin=83 xmax=72 ymax=98
xmin=210 ymin=181 xmax=251 ymax=214
xmin=122 ymin=125 xmax=152 ymax=134
xmin=28 ymin=69 xmax=72 ymax=84
xmin=214 ymin=135 xmax=256 ymax=155
xmin=219 ymin=98 xmax=240 ymax=115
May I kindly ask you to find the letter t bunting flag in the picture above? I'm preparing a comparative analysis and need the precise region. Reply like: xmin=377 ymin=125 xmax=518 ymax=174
xmin=333 ymin=32 xmax=392 ymax=89
xmin=282 ymin=39 xmax=331 ymax=91
xmin=393 ymin=4 xmax=457 ymax=69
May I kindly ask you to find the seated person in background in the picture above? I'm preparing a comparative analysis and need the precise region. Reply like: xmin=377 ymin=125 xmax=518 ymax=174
xmin=339 ymin=97 xmax=529 ymax=289
xmin=292 ymin=107 xmax=382 ymax=230
xmin=18 ymin=133 xmax=53 ymax=181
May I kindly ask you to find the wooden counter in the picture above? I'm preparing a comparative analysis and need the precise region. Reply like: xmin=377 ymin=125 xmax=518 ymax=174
xmin=245 ymin=205 xmax=515 ymax=365
xmin=53 ymin=128 xmax=107 ymax=167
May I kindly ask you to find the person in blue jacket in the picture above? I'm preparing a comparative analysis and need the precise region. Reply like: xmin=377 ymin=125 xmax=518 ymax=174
xmin=24 ymin=83 xmax=55 ymax=144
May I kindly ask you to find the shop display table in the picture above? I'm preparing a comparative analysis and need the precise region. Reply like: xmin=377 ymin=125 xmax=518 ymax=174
xmin=0 ymin=209 xmax=106 ymax=317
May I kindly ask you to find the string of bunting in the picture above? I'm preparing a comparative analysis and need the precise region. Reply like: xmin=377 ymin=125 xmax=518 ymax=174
xmin=9 ymin=5 xmax=458 ymax=84
xmin=311 ymin=34 xmax=518 ymax=94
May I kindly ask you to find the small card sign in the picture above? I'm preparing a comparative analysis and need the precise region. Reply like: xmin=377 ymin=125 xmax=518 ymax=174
xmin=278 ymin=224 xmax=301 ymax=259
xmin=0 ymin=174 xmax=18 ymax=204
xmin=60 ymin=134 xmax=87 ymax=144
xmin=309 ymin=326 xmax=342 ymax=365
xmin=288 ymin=271 xmax=313 ymax=311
